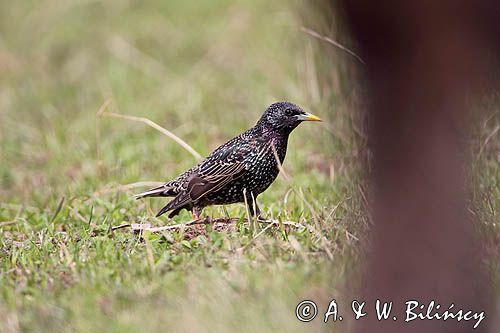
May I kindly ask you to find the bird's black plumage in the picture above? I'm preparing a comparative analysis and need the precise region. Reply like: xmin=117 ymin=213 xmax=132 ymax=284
xmin=135 ymin=102 xmax=321 ymax=219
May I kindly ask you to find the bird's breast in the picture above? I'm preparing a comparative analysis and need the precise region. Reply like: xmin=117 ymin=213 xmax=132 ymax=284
xmin=243 ymin=139 xmax=287 ymax=191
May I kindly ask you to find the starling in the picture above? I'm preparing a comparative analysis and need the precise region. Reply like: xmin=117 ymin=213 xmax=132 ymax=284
xmin=135 ymin=102 xmax=321 ymax=219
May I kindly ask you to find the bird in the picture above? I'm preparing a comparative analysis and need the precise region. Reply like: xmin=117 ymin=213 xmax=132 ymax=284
xmin=135 ymin=101 xmax=321 ymax=220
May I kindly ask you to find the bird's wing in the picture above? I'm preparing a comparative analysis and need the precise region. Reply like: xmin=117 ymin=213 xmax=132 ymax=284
xmin=136 ymin=135 xmax=256 ymax=201
xmin=163 ymin=137 xmax=267 ymax=213
xmin=186 ymin=138 xmax=260 ymax=201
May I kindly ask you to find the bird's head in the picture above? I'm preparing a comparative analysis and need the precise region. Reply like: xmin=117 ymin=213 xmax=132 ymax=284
xmin=257 ymin=101 xmax=321 ymax=133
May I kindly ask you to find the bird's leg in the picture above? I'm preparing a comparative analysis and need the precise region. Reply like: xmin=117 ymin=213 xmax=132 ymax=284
xmin=246 ymin=193 xmax=266 ymax=221
xmin=254 ymin=204 xmax=267 ymax=221
xmin=192 ymin=206 xmax=203 ymax=231
xmin=192 ymin=207 xmax=201 ymax=220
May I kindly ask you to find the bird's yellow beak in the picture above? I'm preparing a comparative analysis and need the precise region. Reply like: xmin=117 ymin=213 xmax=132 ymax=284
xmin=298 ymin=112 xmax=322 ymax=122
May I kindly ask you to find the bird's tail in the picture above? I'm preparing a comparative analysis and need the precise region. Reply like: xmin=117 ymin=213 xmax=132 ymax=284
xmin=156 ymin=204 xmax=182 ymax=218
xmin=156 ymin=192 xmax=192 ymax=218
xmin=134 ymin=184 xmax=175 ymax=199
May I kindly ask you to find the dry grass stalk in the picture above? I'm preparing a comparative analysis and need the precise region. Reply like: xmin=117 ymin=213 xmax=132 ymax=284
xmin=97 ymin=100 xmax=202 ymax=161
xmin=301 ymin=26 xmax=365 ymax=65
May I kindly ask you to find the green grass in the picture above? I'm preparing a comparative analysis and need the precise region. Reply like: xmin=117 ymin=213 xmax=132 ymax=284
xmin=0 ymin=1 xmax=498 ymax=332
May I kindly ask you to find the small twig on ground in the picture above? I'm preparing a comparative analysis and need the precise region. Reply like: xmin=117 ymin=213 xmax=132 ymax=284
xmin=110 ymin=217 xmax=308 ymax=232
xmin=107 ymin=217 xmax=339 ymax=258
xmin=300 ymin=26 xmax=365 ymax=65
xmin=0 ymin=221 xmax=18 ymax=228
xmin=97 ymin=100 xmax=202 ymax=161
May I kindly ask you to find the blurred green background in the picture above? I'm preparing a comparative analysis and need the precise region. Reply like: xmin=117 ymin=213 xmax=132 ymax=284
xmin=0 ymin=1 xmax=497 ymax=332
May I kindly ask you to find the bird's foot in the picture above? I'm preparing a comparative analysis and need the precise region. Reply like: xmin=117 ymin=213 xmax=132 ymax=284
xmin=193 ymin=214 xmax=202 ymax=232
xmin=192 ymin=212 xmax=204 ymax=231
xmin=256 ymin=214 xmax=268 ymax=222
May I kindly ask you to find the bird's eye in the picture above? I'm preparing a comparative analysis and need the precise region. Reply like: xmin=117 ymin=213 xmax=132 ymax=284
xmin=285 ymin=109 xmax=293 ymax=116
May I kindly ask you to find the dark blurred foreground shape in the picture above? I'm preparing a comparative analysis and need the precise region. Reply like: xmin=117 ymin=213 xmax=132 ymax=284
xmin=331 ymin=0 xmax=500 ymax=332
